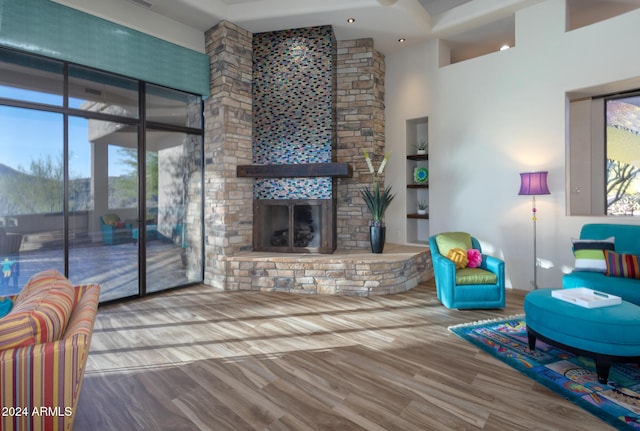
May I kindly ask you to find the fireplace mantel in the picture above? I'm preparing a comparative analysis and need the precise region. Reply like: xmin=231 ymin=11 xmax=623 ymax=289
xmin=236 ymin=162 xmax=352 ymax=178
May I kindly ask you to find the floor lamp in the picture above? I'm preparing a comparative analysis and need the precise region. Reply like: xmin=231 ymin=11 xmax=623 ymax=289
xmin=518 ymin=171 xmax=550 ymax=289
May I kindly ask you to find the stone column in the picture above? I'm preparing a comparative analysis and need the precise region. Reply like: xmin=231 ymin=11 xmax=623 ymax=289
xmin=336 ymin=39 xmax=386 ymax=250
xmin=203 ymin=21 xmax=253 ymax=289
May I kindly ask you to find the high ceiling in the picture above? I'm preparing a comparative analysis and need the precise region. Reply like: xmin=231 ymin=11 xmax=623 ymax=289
xmin=418 ymin=0 xmax=473 ymax=16
xmin=52 ymin=0 xmax=640 ymax=55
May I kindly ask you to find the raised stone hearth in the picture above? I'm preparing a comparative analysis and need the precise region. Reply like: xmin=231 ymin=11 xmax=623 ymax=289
xmin=225 ymin=244 xmax=432 ymax=296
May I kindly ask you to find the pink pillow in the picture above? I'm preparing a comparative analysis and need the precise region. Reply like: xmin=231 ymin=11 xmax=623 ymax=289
xmin=467 ymin=249 xmax=482 ymax=268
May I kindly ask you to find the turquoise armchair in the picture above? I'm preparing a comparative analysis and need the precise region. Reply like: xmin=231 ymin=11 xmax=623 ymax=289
xmin=429 ymin=232 xmax=505 ymax=309
xmin=99 ymin=214 xmax=132 ymax=245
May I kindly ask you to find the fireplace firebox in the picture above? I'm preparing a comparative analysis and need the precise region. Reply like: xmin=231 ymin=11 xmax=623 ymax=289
xmin=254 ymin=199 xmax=336 ymax=253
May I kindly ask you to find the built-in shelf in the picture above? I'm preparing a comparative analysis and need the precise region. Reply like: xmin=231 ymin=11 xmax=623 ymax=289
xmin=237 ymin=162 xmax=352 ymax=178
xmin=406 ymin=154 xmax=428 ymax=161
xmin=406 ymin=116 xmax=429 ymax=244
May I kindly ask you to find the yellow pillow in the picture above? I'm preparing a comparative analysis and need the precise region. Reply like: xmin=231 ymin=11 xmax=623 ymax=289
xmin=447 ymin=247 xmax=468 ymax=269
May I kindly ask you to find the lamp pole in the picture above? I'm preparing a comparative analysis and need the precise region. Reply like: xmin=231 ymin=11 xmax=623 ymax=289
xmin=531 ymin=195 xmax=538 ymax=290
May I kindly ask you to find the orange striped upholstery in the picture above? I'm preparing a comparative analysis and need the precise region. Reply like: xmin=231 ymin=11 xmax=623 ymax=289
xmin=0 ymin=270 xmax=75 ymax=350
xmin=17 ymin=269 xmax=70 ymax=300
xmin=1 ymin=283 xmax=100 ymax=431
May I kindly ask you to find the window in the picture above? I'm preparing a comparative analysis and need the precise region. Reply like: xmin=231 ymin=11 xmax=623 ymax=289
xmin=605 ymin=94 xmax=640 ymax=215
xmin=567 ymin=78 xmax=640 ymax=216
xmin=0 ymin=46 xmax=204 ymax=301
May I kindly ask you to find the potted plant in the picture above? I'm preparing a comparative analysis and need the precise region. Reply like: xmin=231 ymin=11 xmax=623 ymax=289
xmin=360 ymin=149 xmax=395 ymax=253
xmin=417 ymin=200 xmax=428 ymax=215
xmin=416 ymin=141 xmax=427 ymax=155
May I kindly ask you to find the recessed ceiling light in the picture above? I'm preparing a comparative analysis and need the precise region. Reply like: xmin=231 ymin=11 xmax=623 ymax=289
xmin=500 ymin=44 xmax=510 ymax=51
xmin=398 ymin=38 xmax=406 ymax=43
xmin=347 ymin=18 xmax=356 ymax=24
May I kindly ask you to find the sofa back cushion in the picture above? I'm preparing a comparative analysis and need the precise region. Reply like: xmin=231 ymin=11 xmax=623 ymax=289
xmin=581 ymin=224 xmax=640 ymax=254
xmin=0 ymin=270 xmax=75 ymax=350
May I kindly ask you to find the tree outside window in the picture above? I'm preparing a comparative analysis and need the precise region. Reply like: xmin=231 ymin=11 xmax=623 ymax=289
xmin=606 ymin=97 xmax=640 ymax=215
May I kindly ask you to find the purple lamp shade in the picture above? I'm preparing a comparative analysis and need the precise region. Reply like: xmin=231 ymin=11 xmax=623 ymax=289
xmin=518 ymin=171 xmax=550 ymax=196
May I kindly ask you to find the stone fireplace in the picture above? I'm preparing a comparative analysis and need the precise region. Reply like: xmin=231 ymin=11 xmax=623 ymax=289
xmin=205 ymin=21 xmax=432 ymax=294
xmin=238 ymin=25 xmax=347 ymax=254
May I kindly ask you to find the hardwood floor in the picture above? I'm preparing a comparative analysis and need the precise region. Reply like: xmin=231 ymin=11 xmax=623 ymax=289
xmin=74 ymin=280 xmax=615 ymax=431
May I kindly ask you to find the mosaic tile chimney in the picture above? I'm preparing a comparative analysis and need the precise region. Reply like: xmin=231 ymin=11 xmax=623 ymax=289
xmin=239 ymin=25 xmax=350 ymax=253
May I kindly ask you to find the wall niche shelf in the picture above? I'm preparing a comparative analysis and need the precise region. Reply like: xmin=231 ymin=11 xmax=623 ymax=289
xmin=406 ymin=154 xmax=428 ymax=161
xmin=405 ymin=116 xmax=429 ymax=245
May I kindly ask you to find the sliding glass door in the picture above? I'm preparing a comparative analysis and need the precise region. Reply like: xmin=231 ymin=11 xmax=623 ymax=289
xmin=0 ymin=107 xmax=65 ymax=295
xmin=144 ymin=84 xmax=204 ymax=294
xmin=144 ymin=132 xmax=203 ymax=293
xmin=0 ymin=47 xmax=203 ymax=302
xmin=67 ymin=117 xmax=141 ymax=301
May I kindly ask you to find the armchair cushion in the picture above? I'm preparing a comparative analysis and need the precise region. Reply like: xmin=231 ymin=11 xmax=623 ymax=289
xmin=435 ymin=232 xmax=472 ymax=256
xmin=0 ymin=270 xmax=74 ymax=350
xmin=101 ymin=213 xmax=121 ymax=226
xmin=456 ymin=268 xmax=498 ymax=285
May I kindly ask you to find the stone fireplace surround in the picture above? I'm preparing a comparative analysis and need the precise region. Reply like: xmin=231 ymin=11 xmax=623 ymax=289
xmin=246 ymin=26 xmax=340 ymax=254
xmin=203 ymin=21 xmax=432 ymax=295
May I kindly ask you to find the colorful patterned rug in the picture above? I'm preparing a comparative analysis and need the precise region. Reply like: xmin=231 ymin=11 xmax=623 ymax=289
xmin=449 ymin=315 xmax=640 ymax=431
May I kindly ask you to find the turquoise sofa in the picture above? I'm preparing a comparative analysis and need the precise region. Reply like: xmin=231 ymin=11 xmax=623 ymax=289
xmin=562 ymin=223 xmax=640 ymax=305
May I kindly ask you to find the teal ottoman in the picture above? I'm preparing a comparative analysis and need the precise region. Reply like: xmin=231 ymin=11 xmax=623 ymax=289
xmin=524 ymin=288 xmax=640 ymax=384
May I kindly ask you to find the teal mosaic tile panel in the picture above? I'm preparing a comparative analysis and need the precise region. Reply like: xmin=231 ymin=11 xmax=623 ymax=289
xmin=253 ymin=26 xmax=337 ymax=200
xmin=255 ymin=178 xmax=333 ymax=200
xmin=0 ymin=0 xmax=209 ymax=96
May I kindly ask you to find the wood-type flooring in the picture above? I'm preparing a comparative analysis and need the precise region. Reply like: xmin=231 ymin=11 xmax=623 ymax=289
xmin=74 ymin=279 xmax=616 ymax=431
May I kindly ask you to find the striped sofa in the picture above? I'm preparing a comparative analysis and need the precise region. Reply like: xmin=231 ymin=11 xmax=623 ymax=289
xmin=0 ymin=270 xmax=100 ymax=431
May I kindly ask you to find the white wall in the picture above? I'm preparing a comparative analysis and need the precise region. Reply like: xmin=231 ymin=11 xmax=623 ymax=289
xmin=384 ymin=40 xmax=436 ymax=246
xmin=385 ymin=0 xmax=640 ymax=291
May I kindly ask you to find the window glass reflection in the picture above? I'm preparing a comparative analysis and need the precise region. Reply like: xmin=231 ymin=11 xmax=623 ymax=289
xmin=0 ymin=50 xmax=63 ymax=106
xmin=0 ymin=106 xmax=64 ymax=295
xmin=69 ymin=65 xmax=138 ymax=118
xmin=146 ymin=84 xmax=202 ymax=128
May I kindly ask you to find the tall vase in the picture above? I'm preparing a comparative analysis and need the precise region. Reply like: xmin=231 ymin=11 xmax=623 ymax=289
xmin=369 ymin=225 xmax=386 ymax=254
